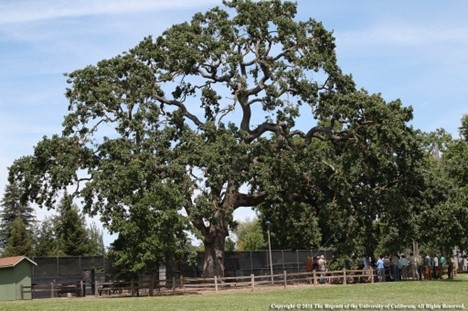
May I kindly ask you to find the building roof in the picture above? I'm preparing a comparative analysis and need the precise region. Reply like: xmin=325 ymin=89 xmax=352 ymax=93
xmin=0 ymin=256 xmax=37 ymax=269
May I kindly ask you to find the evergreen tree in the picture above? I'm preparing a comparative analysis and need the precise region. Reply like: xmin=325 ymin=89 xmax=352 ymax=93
xmin=55 ymin=195 xmax=92 ymax=256
xmin=33 ymin=218 xmax=61 ymax=256
xmin=86 ymin=223 xmax=105 ymax=256
xmin=2 ymin=216 xmax=34 ymax=257
xmin=33 ymin=214 xmax=105 ymax=257
xmin=0 ymin=180 xmax=35 ymax=250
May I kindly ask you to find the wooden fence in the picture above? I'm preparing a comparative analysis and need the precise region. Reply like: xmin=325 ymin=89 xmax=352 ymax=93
xmin=178 ymin=268 xmax=375 ymax=293
xmin=21 ymin=268 xmax=376 ymax=299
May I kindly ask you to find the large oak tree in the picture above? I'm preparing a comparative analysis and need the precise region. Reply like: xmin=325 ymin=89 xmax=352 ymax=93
xmin=9 ymin=0 xmax=423 ymax=276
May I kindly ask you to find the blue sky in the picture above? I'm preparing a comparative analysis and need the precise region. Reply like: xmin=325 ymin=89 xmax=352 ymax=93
xmin=1 ymin=1 xmax=467 ymax=246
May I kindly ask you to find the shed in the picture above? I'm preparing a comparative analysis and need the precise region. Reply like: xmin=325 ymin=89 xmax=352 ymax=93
xmin=0 ymin=256 xmax=37 ymax=300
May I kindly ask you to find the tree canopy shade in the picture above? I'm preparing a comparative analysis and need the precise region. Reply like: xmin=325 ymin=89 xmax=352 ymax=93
xmin=9 ymin=0 xmax=425 ymax=276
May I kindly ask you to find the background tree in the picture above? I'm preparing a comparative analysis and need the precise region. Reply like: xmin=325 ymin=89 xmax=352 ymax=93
xmin=33 ymin=218 xmax=60 ymax=257
xmin=29 ymin=195 xmax=105 ymax=257
xmin=2 ymin=216 xmax=34 ymax=257
xmin=9 ymin=0 xmax=425 ymax=277
xmin=418 ymin=118 xmax=468 ymax=253
xmin=256 ymin=96 xmax=423 ymax=258
xmin=233 ymin=218 xmax=266 ymax=251
xmin=0 ymin=180 xmax=35 ymax=251
xmin=86 ymin=223 xmax=105 ymax=256
xmin=54 ymin=195 xmax=94 ymax=256
xmin=107 ymin=182 xmax=193 ymax=296
xmin=445 ymin=115 xmax=468 ymax=210
xmin=33 ymin=213 xmax=105 ymax=257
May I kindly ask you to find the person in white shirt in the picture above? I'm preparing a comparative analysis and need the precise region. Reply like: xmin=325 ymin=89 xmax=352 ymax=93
xmin=399 ymin=255 xmax=408 ymax=280
xmin=318 ymin=255 xmax=327 ymax=284
xmin=409 ymin=252 xmax=419 ymax=280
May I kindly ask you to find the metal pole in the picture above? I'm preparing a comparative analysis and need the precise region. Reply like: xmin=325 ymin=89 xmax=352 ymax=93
xmin=266 ymin=221 xmax=274 ymax=284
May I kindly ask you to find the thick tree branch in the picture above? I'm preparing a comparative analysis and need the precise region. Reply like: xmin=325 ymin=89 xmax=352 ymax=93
xmin=247 ymin=122 xmax=280 ymax=142
xmin=291 ymin=126 xmax=345 ymax=146
xmin=154 ymin=95 xmax=204 ymax=127
xmin=234 ymin=191 xmax=267 ymax=208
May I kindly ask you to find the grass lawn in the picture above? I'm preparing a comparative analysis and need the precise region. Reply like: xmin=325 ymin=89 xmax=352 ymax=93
xmin=1 ymin=275 xmax=467 ymax=311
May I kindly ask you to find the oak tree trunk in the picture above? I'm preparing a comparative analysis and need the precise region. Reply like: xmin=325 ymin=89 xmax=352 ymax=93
xmin=202 ymin=226 xmax=227 ymax=278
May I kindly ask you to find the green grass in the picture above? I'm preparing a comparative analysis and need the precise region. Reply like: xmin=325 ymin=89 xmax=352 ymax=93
xmin=1 ymin=275 xmax=467 ymax=311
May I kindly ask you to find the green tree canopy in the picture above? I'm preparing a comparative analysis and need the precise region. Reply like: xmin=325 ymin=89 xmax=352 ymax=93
xmin=107 ymin=182 xmax=194 ymax=295
xmin=9 ymin=0 xmax=425 ymax=276
xmin=233 ymin=218 xmax=266 ymax=251
xmin=411 ymin=125 xmax=468 ymax=255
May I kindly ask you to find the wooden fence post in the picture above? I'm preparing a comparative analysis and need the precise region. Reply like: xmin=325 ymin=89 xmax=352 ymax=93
xmin=343 ymin=269 xmax=347 ymax=285
xmin=313 ymin=270 xmax=317 ymax=286
xmin=94 ymin=281 xmax=98 ymax=297
xmin=51 ymin=282 xmax=54 ymax=298
xmin=250 ymin=274 xmax=255 ymax=291
xmin=283 ymin=271 xmax=287 ymax=288
xmin=180 ymin=275 xmax=183 ymax=289
xmin=20 ymin=285 xmax=24 ymax=300
xmin=371 ymin=267 xmax=374 ymax=284
xmin=214 ymin=276 xmax=218 ymax=292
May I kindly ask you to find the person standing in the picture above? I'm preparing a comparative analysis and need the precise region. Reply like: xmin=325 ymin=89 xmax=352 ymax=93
xmin=305 ymin=256 xmax=313 ymax=272
xmin=409 ymin=252 xmax=419 ymax=280
xmin=376 ymin=255 xmax=385 ymax=282
xmin=399 ymin=255 xmax=408 ymax=280
xmin=453 ymin=256 xmax=458 ymax=277
xmin=447 ymin=257 xmax=454 ymax=279
xmin=432 ymin=254 xmax=439 ymax=279
xmin=362 ymin=255 xmax=372 ymax=282
xmin=424 ymin=254 xmax=432 ymax=280
xmin=391 ymin=254 xmax=400 ymax=281
xmin=439 ymin=255 xmax=446 ymax=279
xmin=318 ymin=255 xmax=327 ymax=284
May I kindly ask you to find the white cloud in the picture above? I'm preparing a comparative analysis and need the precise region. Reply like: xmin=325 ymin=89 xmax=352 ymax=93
xmin=0 ymin=0 xmax=220 ymax=25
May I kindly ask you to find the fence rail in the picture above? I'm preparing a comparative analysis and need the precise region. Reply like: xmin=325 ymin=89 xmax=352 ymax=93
xmin=176 ymin=268 xmax=375 ymax=293
xmin=22 ymin=268 xmax=379 ymax=299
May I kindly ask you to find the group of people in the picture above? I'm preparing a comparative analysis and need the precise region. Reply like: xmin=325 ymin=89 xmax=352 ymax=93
xmin=303 ymin=252 xmax=458 ymax=284
xmin=373 ymin=253 xmax=455 ymax=282
xmin=305 ymin=255 xmax=328 ymax=283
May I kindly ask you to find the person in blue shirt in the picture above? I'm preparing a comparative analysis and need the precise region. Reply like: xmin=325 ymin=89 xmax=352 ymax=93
xmin=376 ymin=255 xmax=385 ymax=282
xmin=424 ymin=254 xmax=432 ymax=280
xmin=439 ymin=255 xmax=446 ymax=279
